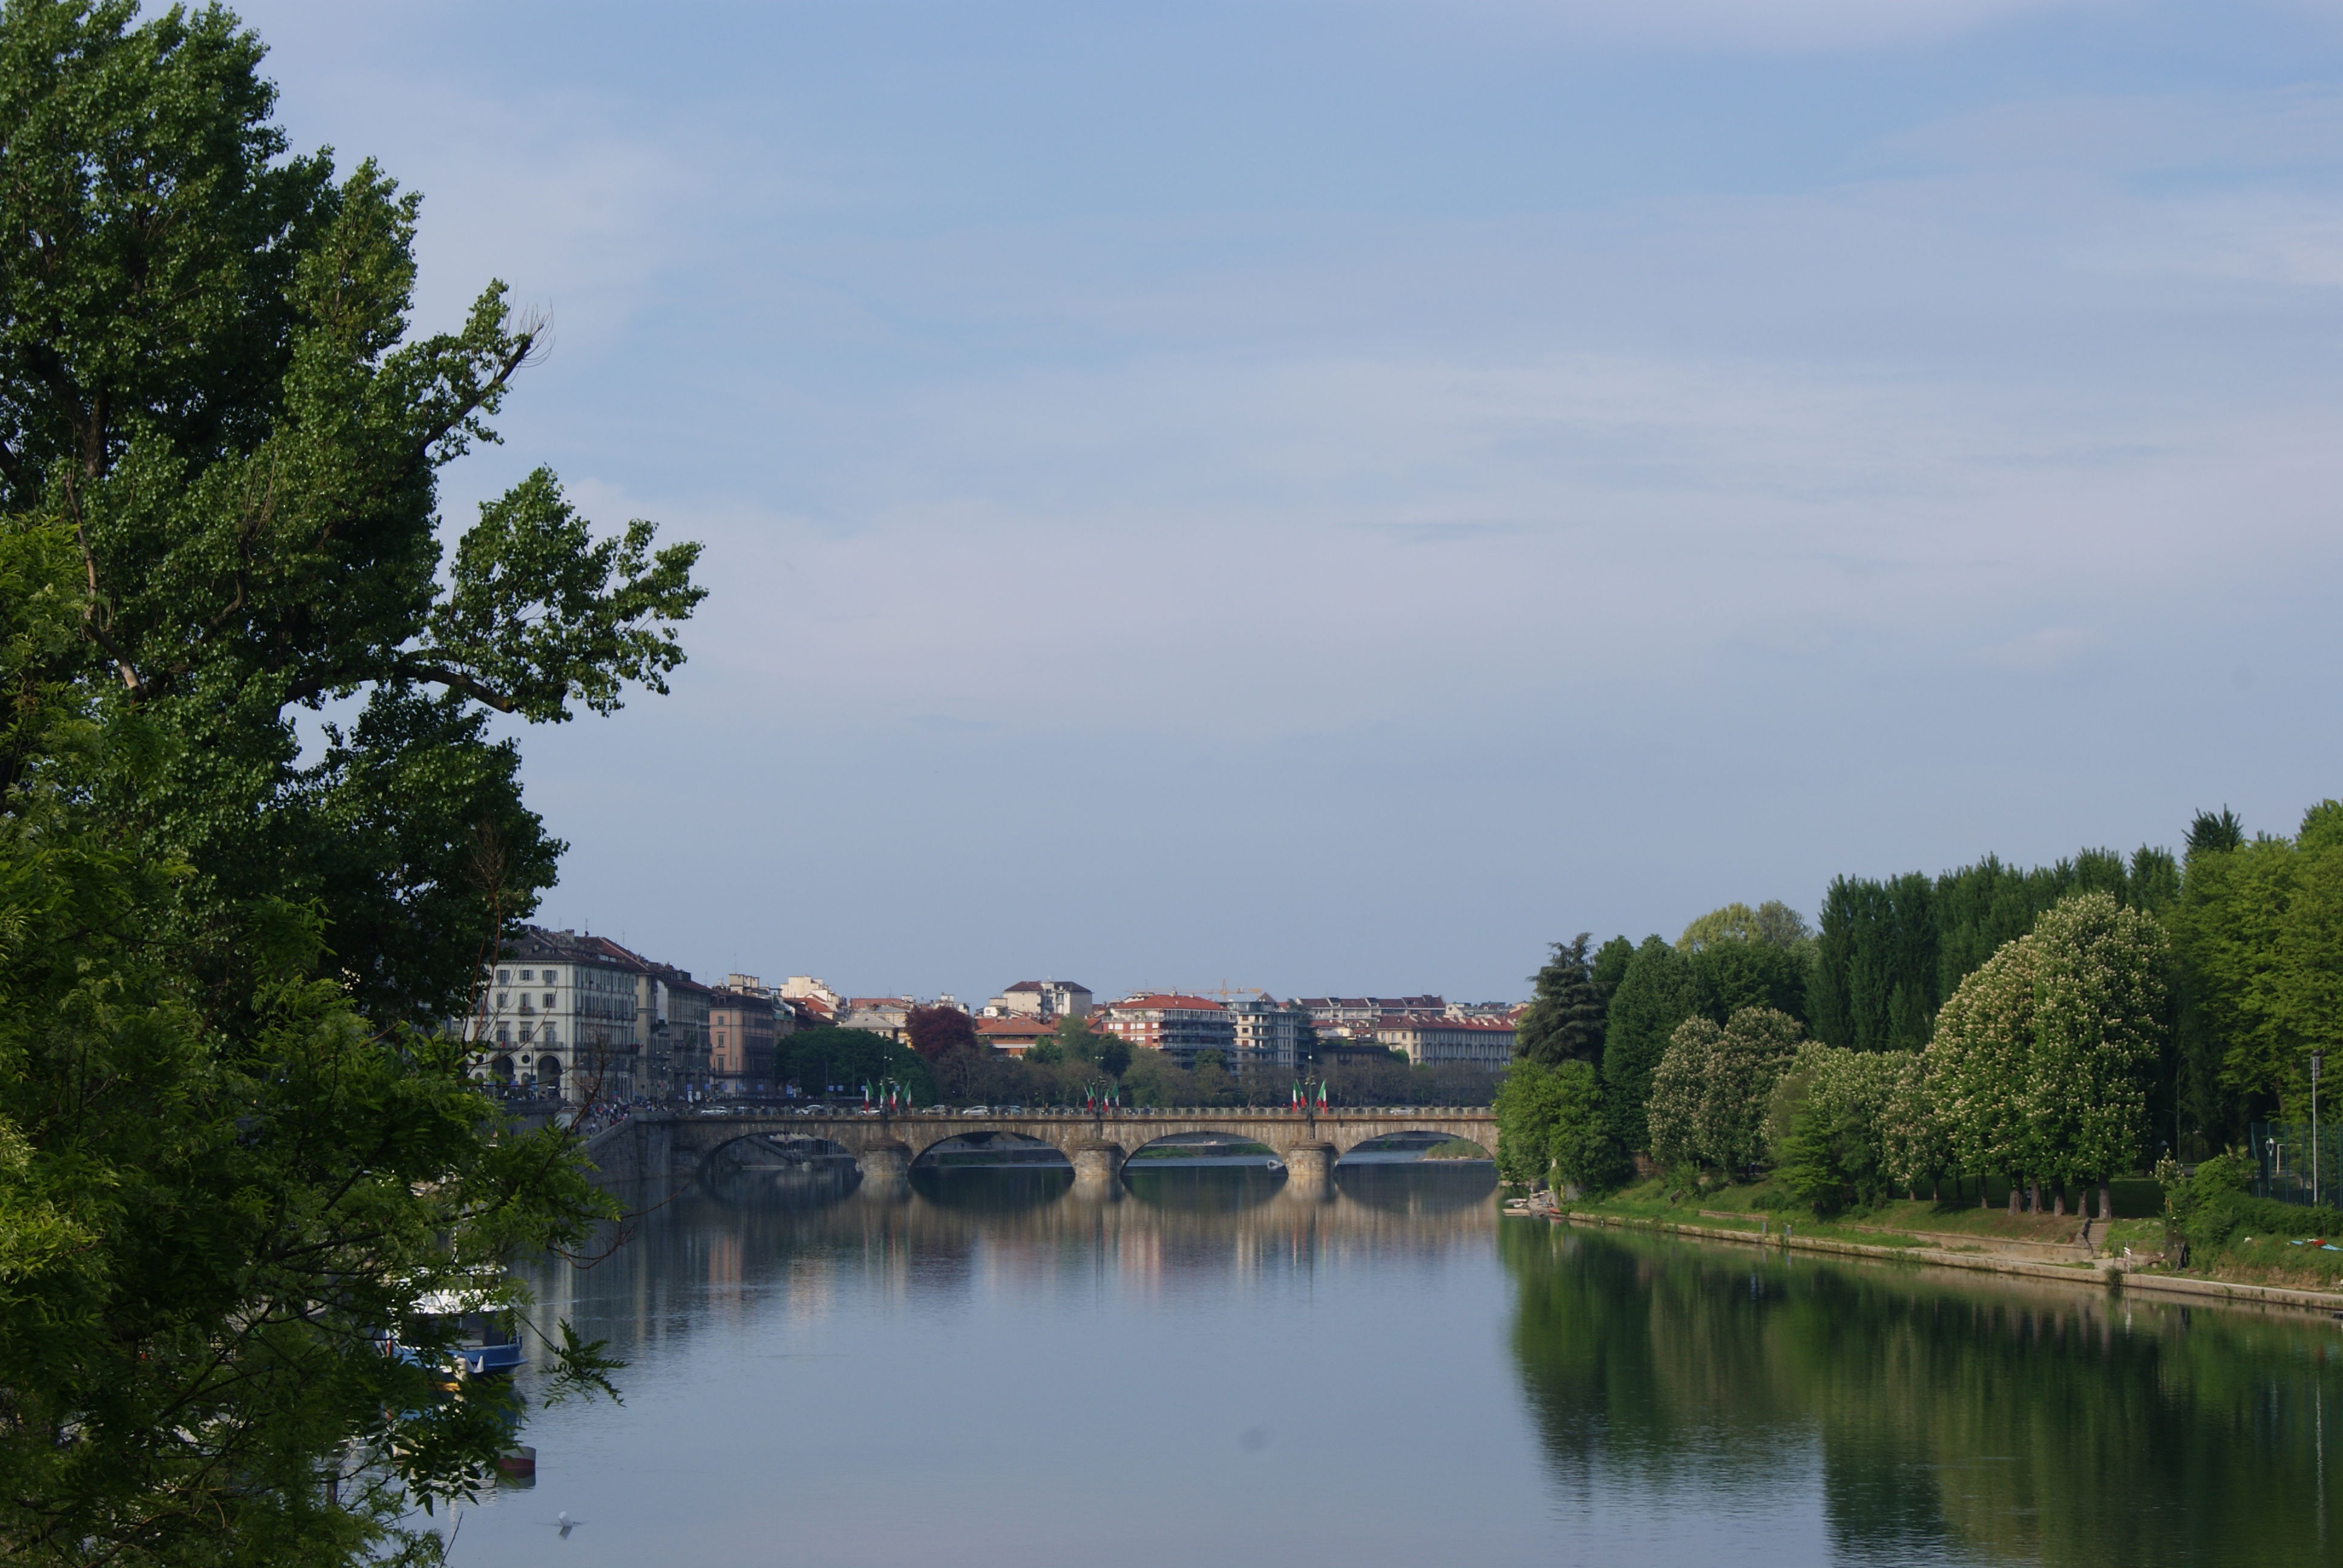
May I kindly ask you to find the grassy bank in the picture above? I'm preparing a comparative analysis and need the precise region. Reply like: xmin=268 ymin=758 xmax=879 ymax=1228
xmin=1537 ymin=1175 xmax=2343 ymax=1293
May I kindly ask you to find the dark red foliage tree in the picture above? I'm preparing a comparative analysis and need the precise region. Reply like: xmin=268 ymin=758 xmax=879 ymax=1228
xmin=906 ymin=1005 xmax=981 ymax=1062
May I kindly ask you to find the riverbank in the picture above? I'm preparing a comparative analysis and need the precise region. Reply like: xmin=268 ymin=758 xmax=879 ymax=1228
xmin=1508 ymin=1181 xmax=2343 ymax=1318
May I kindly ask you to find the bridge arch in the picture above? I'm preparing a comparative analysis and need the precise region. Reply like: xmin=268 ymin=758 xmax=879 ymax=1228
xmin=1120 ymin=1129 xmax=1288 ymax=1169
xmin=1339 ymin=1128 xmax=1496 ymax=1164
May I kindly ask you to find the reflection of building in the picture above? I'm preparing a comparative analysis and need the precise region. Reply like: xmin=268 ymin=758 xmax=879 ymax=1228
xmin=1097 ymin=993 xmax=1237 ymax=1070
xmin=981 ymin=980 xmax=1093 ymax=1019
xmin=1372 ymin=1016 xmax=1516 ymax=1069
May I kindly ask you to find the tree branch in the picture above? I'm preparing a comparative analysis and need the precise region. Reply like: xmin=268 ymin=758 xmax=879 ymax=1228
xmin=392 ymin=658 xmax=516 ymax=713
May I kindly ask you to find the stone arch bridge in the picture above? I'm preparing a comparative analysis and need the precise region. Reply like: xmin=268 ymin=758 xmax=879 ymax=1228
xmin=591 ymin=1108 xmax=1500 ymax=1189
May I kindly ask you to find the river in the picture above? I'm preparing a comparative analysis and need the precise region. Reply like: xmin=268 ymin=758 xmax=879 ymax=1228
xmin=445 ymin=1161 xmax=2341 ymax=1566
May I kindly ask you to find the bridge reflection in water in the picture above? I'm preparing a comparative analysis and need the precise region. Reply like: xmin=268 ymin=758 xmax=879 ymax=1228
xmin=525 ymin=1154 xmax=1499 ymax=1358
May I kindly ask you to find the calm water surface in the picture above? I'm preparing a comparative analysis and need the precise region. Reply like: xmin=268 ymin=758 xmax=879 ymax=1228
xmin=448 ymin=1163 xmax=2342 ymax=1567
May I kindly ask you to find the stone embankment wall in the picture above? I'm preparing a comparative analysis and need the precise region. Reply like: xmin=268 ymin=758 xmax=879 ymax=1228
xmin=1529 ymin=1208 xmax=2343 ymax=1318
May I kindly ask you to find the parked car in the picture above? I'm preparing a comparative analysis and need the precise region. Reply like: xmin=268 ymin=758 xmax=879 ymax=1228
xmin=960 ymin=1105 xmax=990 ymax=1116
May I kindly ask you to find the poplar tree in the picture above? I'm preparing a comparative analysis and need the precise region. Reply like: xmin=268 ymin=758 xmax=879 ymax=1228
xmin=1599 ymin=936 xmax=1700 ymax=1153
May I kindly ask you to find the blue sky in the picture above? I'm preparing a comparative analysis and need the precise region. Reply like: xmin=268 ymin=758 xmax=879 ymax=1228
xmin=238 ymin=0 xmax=2343 ymax=1002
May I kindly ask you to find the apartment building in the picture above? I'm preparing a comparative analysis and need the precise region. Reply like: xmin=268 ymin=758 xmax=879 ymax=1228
xmin=1372 ymin=1015 xmax=1517 ymax=1070
xmin=837 ymin=996 xmax=913 ymax=1044
xmin=1225 ymin=993 xmax=1311 ymax=1073
xmin=981 ymin=979 xmax=1093 ymax=1019
xmin=1096 ymin=993 xmax=1237 ymax=1070
xmin=459 ymin=926 xmax=721 ymax=1103
xmin=461 ymin=927 xmax=647 ymax=1103
xmin=707 ymin=974 xmax=795 ymax=1096
xmin=1295 ymin=995 xmax=1446 ymax=1037
xmin=974 ymin=1014 xmax=1057 ymax=1056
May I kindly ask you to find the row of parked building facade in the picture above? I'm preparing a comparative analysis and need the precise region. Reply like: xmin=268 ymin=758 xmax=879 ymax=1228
xmin=456 ymin=925 xmax=1523 ymax=1103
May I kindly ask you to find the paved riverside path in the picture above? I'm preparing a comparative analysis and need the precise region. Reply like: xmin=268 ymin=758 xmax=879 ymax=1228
xmin=588 ymin=1106 xmax=1500 ymax=1186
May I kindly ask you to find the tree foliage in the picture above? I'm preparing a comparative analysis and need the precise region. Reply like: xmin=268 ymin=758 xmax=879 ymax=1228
xmin=1495 ymin=1059 xmax=1624 ymax=1192
xmin=0 ymin=5 xmax=706 ymax=1560
xmin=1677 ymin=899 xmax=1810 ymax=952
xmin=1648 ymin=1007 xmax=1803 ymax=1175
xmin=1766 ymin=1042 xmax=1911 ymax=1212
xmin=905 ymin=1005 xmax=980 ymax=1062
xmin=2168 ymin=801 xmax=2343 ymax=1134
xmin=1515 ymin=933 xmax=1608 ymax=1067
xmin=779 ymin=1027 xmax=932 ymax=1102
xmin=1809 ymin=848 xmax=2175 ymax=1054
xmin=1599 ymin=936 xmax=1700 ymax=1155
xmin=1919 ymin=893 xmax=2168 ymax=1202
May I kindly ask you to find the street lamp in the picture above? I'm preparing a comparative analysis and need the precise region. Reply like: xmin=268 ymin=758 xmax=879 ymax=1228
xmin=2314 ymin=1050 xmax=2326 ymax=1209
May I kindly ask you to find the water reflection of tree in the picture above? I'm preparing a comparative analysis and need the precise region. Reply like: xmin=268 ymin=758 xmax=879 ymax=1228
xmin=1502 ymin=1224 xmax=2342 ymax=1566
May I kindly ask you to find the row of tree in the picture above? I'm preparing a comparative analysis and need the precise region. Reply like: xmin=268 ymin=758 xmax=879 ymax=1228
xmin=1504 ymin=892 xmax=2170 ymax=1214
xmin=1502 ymin=799 xmax=2342 ymax=1194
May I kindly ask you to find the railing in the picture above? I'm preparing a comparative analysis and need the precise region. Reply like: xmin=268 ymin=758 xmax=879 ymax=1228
xmin=2250 ymin=1121 xmax=2343 ymax=1207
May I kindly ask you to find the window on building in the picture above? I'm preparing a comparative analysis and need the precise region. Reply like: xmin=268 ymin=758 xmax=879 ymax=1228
xmin=496 ymin=1024 xmax=509 ymax=1043
xmin=496 ymin=992 xmax=508 ymax=1009
xmin=541 ymin=1025 xmax=557 ymax=1045
xmin=543 ymin=993 xmax=555 ymax=1008
xmin=496 ymin=970 xmax=510 ymax=985
xmin=519 ymin=1025 xmax=533 ymax=1044
xmin=543 ymin=969 xmax=559 ymax=983
xmin=520 ymin=970 xmax=533 ymax=982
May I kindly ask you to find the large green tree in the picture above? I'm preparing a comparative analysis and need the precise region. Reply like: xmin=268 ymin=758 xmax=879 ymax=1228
xmin=2168 ymin=802 xmax=2343 ymax=1135
xmin=1599 ymin=936 xmax=1700 ymax=1155
xmin=1925 ymin=930 xmax=2038 ymax=1211
xmin=1515 ymin=933 xmax=1608 ymax=1067
xmin=0 ymin=4 xmax=702 ymax=1561
xmin=1647 ymin=1006 xmax=1802 ymax=1177
xmin=1810 ymin=848 xmax=2178 ymax=1056
xmin=2026 ymin=892 xmax=2168 ymax=1218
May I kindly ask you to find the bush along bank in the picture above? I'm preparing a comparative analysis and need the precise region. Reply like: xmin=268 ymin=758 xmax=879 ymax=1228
xmin=1510 ymin=1161 xmax=2343 ymax=1301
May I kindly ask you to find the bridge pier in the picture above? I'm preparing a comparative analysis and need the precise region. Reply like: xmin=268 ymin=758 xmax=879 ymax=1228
xmin=1281 ymin=1140 xmax=1338 ymax=1194
xmin=1068 ymin=1140 xmax=1127 ymax=1186
xmin=854 ymin=1142 xmax=913 ymax=1182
